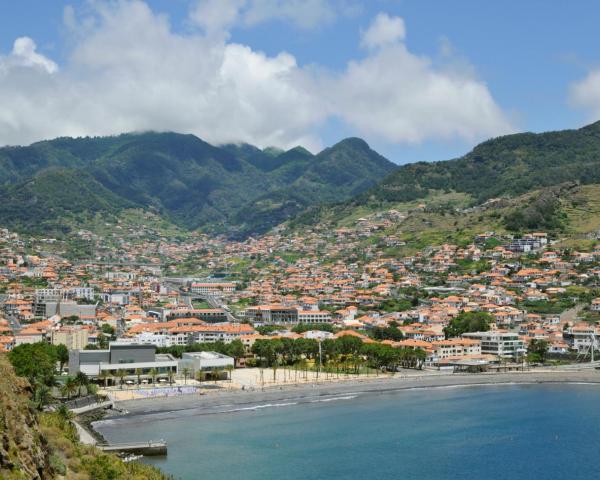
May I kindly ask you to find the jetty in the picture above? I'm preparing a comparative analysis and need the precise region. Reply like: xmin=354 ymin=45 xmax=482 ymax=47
xmin=97 ymin=440 xmax=168 ymax=456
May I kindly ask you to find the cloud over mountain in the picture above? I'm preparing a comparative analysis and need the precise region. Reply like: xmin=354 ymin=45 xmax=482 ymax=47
xmin=0 ymin=1 xmax=513 ymax=150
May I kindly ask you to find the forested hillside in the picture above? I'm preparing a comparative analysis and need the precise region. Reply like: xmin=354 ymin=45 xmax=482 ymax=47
xmin=0 ymin=133 xmax=397 ymax=237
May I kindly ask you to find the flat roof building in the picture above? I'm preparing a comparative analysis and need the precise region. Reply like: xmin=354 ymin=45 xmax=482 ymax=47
xmin=68 ymin=342 xmax=178 ymax=380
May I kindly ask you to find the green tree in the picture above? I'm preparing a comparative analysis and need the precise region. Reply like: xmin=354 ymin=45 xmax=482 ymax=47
xmin=99 ymin=370 xmax=111 ymax=388
xmin=444 ymin=311 xmax=493 ymax=338
xmin=55 ymin=344 xmax=69 ymax=374
xmin=62 ymin=376 xmax=78 ymax=399
xmin=528 ymin=339 xmax=549 ymax=363
xmin=8 ymin=342 xmax=58 ymax=394
xmin=135 ymin=368 xmax=143 ymax=385
xmin=75 ymin=371 xmax=89 ymax=397
xmin=181 ymin=367 xmax=190 ymax=385
xmin=116 ymin=369 xmax=126 ymax=389
xmin=226 ymin=339 xmax=246 ymax=363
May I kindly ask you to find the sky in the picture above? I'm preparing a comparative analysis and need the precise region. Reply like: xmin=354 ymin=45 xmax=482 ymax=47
xmin=1 ymin=0 xmax=600 ymax=164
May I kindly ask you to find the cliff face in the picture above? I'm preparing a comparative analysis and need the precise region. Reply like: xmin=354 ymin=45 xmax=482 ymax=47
xmin=0 ymin=354 xmax=53 ymax=479
xmin=1 ymin=353 xmax=172 ymax=480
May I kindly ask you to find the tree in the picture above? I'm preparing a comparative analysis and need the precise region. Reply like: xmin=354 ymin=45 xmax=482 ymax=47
xmin=135 ymin=368 xmax=143 ymax=385
xmin=101 ymin=323 xmax=115 ymax=337
xmin=226 ymin=339 xmax=246 ymax=363
xmin=116 ymin=369 xmax=126 ymax=389
xmin=97 ymin=333 xmax=109 ymax=349
xmin=225 ymin=364 xmax=234 ymax=382
xmin=181 ymin=367 xmax=190 ymax=385
xmin=149 ymin=368 xmax=158 ymax=385
xmin=55 ymin=344 xmax=69 ymax=374
xmin=99 ymin=370 xmax=111 ymax=388
xmin=8 ymin=342 xmax=58 ymax=387
xmin=444 ymin=312 xmax=493 ymax=338
xmin=75 ymin=371 xmax=89 ymax=397
xmin=528 ymin=339 xmax=549 ymax=363
xmin=33 ymin=382 xmax=52 ymax=410
xmin=62 ymin=376 xmax=78 ymax=399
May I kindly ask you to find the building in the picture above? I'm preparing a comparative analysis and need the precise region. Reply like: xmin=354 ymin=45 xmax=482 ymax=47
xmin=190 ymin=282 xmax=236 ymax=295
xmin=462 ymin=331 xmax=526 ymax=359
xmin=179 ymin=351 xmax=234 ymax=375
xmin=51 ymin=327 xmax=89 ymax=350
xmin=431 ymin=338 xmax=482 ymax=361
xmin=68 ymin=343 xmax=178 ymax=380
xmin=243 ymin=305 xmax=299 ymax=324
xmin=563 ymin=324 xmax=599 ymax=352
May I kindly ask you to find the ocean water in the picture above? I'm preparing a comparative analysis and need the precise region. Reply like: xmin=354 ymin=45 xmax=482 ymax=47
xmin=96 ymin=384 xmax=600 ymax=480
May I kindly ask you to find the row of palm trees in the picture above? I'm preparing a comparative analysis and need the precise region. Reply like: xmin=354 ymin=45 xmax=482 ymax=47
xmin=60 ymin=371 xmax=94 ymax=399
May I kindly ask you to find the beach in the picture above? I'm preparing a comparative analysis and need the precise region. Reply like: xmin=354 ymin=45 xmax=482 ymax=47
xmin=108 ymin=368 xmax=600 ymax=418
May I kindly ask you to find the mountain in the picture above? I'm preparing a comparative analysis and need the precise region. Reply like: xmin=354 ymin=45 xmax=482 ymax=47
xmin=0 ymin=133 xmax=397 ymax=237
xmin=230 ymin=138 xmax=397 ymax=237
xmin=292 ymin=121 xmax=600 ymax=230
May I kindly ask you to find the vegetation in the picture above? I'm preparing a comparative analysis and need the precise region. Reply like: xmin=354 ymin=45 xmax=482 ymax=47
xmin=444 ymin=311 xmax=493 ymax=338
xmin=250 ymin=336 xmax=425 ymax=372
xmin=293 ymin=121 xmax=600 ymax=241
xmin=527 ymin=339 xmax=549 ymax=363
xmin=0 ymin=133 xmax=395 ymax=238
xmin=0 ymin=354 xmax=171 ymax=479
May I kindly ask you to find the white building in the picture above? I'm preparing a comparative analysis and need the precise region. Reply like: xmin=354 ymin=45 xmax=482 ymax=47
xmin=190 ymin=282 xmax=236 ymax=295
xmin=462 ymin=331 xmax=526 ymax=359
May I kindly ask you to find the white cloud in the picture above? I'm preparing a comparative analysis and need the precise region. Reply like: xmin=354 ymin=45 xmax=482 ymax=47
xmin=2 ymin=37 xmax=58 ymax=74
xmin=243 ymin=0 xmax=336 ymax=29
xmin=189 ymin=0 xmax=342 ymax=32
xmin=0 ymin=2 xmax=512 ymax=151
xmin=569 ymin=70 xmax=600 ymax=120
xmin=360 ymin=13 xmax=405 ymax=49
xmin=189 ymin=0 xmax=245 ymax=36
xmin=325 ymin=43 xmax=513 ymax=144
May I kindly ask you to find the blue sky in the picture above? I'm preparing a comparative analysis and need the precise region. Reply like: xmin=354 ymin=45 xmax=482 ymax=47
xmin=1 ymin=0 xmax=599 ymax=164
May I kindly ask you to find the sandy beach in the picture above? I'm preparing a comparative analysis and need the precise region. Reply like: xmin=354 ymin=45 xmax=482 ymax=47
xmin=108 ymin=368 xmax=600 ymax=419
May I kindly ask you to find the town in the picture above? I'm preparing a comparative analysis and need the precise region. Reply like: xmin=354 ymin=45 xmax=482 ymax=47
xmin=2 ymin=206 xmax=600 ymax=408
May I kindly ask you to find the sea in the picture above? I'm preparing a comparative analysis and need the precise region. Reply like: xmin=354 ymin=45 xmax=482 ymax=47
xmin=95 ymin=384 xmax=600 ymax=480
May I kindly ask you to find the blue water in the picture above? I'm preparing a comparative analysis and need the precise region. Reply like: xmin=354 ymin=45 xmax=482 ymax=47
xmin=96 ymin=385 xmax=600 ymax=480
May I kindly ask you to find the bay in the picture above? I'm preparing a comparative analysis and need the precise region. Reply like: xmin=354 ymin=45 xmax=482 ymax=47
xmin=95 ymin=384 xmax=600 ymax=480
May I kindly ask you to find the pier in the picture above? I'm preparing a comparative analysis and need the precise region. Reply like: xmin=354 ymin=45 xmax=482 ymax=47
xmin=98 ymin=441 xmax=168 ymax=456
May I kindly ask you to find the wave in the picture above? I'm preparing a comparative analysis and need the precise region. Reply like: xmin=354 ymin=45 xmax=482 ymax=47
xmin=310 ymin=395 xmax=358 ymax=403
xmin=223 ymin=402 xmax=299 ymax=412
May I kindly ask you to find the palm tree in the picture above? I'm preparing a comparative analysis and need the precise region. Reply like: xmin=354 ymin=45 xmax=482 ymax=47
xmin=149 ymin=368 xmax=158 ymax=385
xmin=168 ymin=369 xmax=174 ymax=386
xmin=34 ymin=383 xmax=51 ymax=410
xmin=62 ymin=376 xmax=78 ymax=399
xmin=116 ymin=369 xmax=126 ymax=389
xmin=56 ymin=403 xmax=73 ymax=428
xmin=75 ymin=371 xmax=89 ymax=397
xmin=135 ymin=368 xmax=143 ymax=385
xmin=225 ymin=364 xmax=234 ymax=382
xmin=181 ymin=367 xmax=191 ymax=385
xmin=99 ymin=370 xmax=111 ymax=389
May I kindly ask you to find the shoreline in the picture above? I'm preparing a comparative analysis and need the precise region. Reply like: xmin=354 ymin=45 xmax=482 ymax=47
xmin=95 ymin=369 xmax=600 ymax=426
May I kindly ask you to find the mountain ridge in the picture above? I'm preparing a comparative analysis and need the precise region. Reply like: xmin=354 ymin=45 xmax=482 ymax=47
xmin=0 ymin=132 xmax=397 ymax=237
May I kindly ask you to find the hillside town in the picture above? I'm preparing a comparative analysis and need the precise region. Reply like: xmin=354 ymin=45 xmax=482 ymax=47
xmin=2 ymin=210 xmax=600 ymax=392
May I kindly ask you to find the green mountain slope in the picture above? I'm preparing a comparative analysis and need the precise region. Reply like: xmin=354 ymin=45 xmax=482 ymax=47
xmin=292 ymin=121 xmax=600 ymax=229
xmin=0 ymin=168 xmax=134 ymax=234
xmin=0 ymin=133 xmax=397 ymax=237
xmin=230 ymin=137 xmax=397 ymax=237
